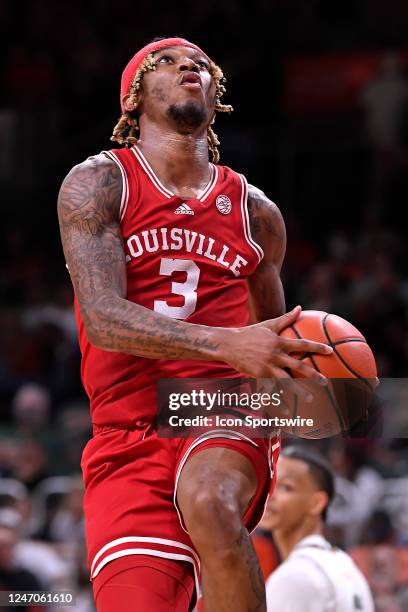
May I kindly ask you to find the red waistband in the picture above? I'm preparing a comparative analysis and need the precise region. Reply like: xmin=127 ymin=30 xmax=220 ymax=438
xmin=92 ymin=420 xmax=153 ymax=435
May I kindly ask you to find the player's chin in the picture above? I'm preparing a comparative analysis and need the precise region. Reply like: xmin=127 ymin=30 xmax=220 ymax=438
xmin=167 ymin=99 xmax=209 ymax=131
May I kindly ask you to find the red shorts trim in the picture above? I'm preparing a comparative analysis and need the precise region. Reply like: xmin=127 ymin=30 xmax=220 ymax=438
xmin=90 ymin=537 xmax=200 ymax=581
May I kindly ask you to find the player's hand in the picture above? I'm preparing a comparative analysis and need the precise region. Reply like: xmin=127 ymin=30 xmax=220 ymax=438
xmin=221 ymin=305 xmax=333 ymax=388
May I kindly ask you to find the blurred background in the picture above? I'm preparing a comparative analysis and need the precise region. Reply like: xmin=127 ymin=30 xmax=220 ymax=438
xmin=0 ymin=0 xmax=408 ymax=610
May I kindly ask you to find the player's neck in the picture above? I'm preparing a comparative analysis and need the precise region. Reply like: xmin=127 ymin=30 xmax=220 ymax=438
xmin=137 ymin=125 xmax=211 ymax=198
xmin=274 ymin=521 xmax=324 ymax=561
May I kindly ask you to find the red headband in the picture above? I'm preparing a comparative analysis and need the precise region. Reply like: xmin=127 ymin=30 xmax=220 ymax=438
xmin=120 ymin=37 xmax=211 ymax=112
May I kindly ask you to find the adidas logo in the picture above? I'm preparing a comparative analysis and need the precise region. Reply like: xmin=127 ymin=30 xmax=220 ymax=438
xmin=174 ymin=203 xmax=194 ymax=215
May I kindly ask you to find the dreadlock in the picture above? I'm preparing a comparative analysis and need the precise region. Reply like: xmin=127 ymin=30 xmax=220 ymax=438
xmin=111 ymin=52 xmax=232 ymax=164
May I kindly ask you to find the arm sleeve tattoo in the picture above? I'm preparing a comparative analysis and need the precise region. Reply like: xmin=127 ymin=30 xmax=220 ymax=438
xmin=57 ymin=154 xmax=224 ymax=360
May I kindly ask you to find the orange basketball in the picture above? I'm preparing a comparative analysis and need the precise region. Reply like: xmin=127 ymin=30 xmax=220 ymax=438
xmin=277 ymin=310 xmax=378 ymax=439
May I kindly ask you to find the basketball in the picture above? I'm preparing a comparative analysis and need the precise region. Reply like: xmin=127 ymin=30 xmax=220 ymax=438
xmin=277 ymin=310 xmax=378 ymax=439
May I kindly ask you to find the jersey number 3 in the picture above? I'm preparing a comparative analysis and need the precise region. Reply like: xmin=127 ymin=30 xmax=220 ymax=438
xmin=153 ymin=258 xmax=200 ymax=319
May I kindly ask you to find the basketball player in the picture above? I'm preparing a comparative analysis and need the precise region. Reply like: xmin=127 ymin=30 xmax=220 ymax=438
xmin=263 ymin=446 xmax=374 ymax=611
xmin=57 ymin=37 xmax=333 ymax=612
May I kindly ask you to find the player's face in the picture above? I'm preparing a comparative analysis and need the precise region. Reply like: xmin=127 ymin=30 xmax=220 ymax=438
xmin=137 ymin=46 xmax=216 ymax=131
xmin=261 ymin=457 xmax=323 ymax=534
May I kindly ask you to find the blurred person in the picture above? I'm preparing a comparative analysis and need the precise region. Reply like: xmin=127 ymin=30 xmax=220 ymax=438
xmin=49 ymin=475 xmax=85 ymax=544
xmin=57 ymin=35 xmax=333 ymax=612
xmin=361 ymin=52 xmax=408 ymax=158
xmin=0 ymin=508 xmax=45 ymax=612
xmin=327 ymin=439 xmax=384 ymax=546
xmin=263 ymin=446 xmax=374 ymax=611
xmin=0 ymin=439 xmax=19 ymax=478
xmin=11 ymin=439 xmax=50 ymax=491
xmin=11 ymin=385 xmax=64 ymax=473
xmin=56 ymin=406 xmax=92 ymax=474
xmin=350 ymin=510 xmax=408 ymax=612
xmin=12 ymin=383 xmax=51 ymax=435
xmin=0 ymin=477 xmax=37 ymax=538
xmin=360 ymin=51 xmax=408 ymax=203
xmin=15 ymin=536 xmax=73 ymax=596
xmin=0 ymin=478 xmax=29 ymax=510
xmin=0 ymin=498 xmax=72 ymax=596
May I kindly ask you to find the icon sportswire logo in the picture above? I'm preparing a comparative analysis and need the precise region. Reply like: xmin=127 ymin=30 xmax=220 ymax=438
xmin=174 ymin=203 xmax=194 ymax=215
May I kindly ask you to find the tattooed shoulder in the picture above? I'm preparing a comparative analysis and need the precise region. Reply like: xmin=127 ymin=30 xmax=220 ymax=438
xmin=57 ymin=154 xmax=122 ymax=235
xmin=247 ymin=184 xmax=284 ymax=239
xmin=247 ymin=184 xmax=286 ymax=257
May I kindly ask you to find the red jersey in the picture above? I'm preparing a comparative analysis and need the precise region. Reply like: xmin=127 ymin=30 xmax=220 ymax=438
xmin=74 ymin=145 xmax=264 ymax=427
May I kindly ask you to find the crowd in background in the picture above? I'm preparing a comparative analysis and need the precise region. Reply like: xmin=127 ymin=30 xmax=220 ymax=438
xmin=1 ymin=0 xmax=408 ymax=610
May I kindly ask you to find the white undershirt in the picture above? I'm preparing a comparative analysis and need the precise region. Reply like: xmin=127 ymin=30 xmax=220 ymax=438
xmin=265 ymin=535 xmax=374 ymax=612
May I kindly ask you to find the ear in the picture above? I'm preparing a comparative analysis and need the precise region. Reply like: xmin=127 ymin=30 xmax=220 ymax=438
xmin=309 ymin=491 xmax=329 ymax=518
xmin=122 ymin=94 xmax=138 ymax=113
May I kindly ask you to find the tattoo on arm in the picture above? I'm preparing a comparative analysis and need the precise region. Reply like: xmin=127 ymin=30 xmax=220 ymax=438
xmin=57 ymin=155 xmax=222 ymax=360
xmin=247 ymin=185 xmax=287 ymax=321
xmin=247 ymin=184 xmax=286 ymax=267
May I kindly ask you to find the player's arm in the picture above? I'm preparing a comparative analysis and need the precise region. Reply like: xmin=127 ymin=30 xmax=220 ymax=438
xmin=58 ymin=154 xmax=225 ymax=361
xmin=58 ymin=157 xmax=331 ymax=377
xmin=247 ymin=184 xmax=286 ymax=322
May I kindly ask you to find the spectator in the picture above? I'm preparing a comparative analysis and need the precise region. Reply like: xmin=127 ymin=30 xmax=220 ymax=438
xmin=48 ymin=476 xmax=85 ymax=545
xmin=11 ymin=440 xmax=50 ymax=491
xmin=349 ymin=510 xmax=408 ymax=611
xmin=0 ymin=508 xmax=45 ymax=612
xmin=12 ymin=384 xmax=51 ymax=436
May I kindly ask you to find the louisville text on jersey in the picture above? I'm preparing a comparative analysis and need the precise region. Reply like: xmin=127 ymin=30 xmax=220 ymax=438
xmin=125 ymin=226 xmax=249 ymax=277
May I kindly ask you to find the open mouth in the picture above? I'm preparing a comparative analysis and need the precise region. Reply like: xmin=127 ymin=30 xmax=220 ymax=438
xmin=179 ymin=72 xmax=202 ymax=88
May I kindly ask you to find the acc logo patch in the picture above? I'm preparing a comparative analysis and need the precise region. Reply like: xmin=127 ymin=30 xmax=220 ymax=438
xmin=216 ymin=194 xmax=232 ymax=214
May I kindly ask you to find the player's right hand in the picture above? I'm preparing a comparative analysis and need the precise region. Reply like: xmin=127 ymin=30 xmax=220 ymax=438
xmin=221 ymin=306 xmax=333 ymax=388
